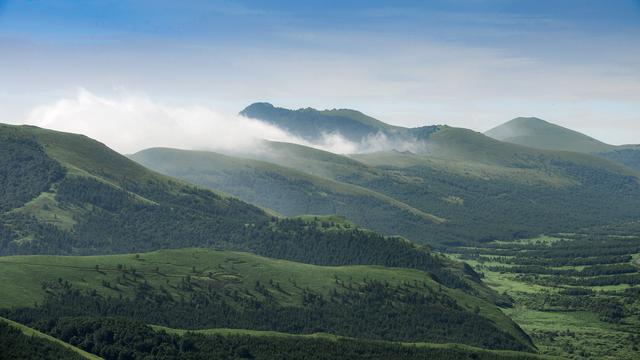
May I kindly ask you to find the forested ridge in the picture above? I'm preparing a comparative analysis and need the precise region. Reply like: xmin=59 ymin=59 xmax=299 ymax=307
xmin=13 ymin=317 xmax=544 ymax=360
xmin=4 ymin=279 xmax=528 ymax=351
xmin=0 ymin=320 xmax=87 ymax=360
xmin=133 ymin=132 xmax=640 ymax=247
xmin=0 ymin=124 xmax=475 ymax=292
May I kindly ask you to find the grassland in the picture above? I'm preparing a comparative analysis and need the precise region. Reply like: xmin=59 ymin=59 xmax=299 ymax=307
xmin=0 ymin=249 xmax=512 ymax=336
xmin=0 ymin=248 xmax=446 ymax=308
xmin=0 ymin=248 xmax=534 ymax=351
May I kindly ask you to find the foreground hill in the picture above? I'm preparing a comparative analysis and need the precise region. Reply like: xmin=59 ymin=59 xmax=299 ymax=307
xmin=0 ymin=248 xmax=533 ymax=352
xmin=485 ymin=117 xmax=640 ymax=171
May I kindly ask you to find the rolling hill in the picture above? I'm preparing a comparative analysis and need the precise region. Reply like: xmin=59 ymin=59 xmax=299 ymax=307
xmin=131 ymin=147 xmax=445 ymax=243
xmin=0 ymin=248 xmax=533 ymax=352
xmin=0 ymin=122 xmax=553 ymax=357
xmin=1 ymin=123 xmax=495 ymax=293
xmin=485 ymin=117 xmax=640 ymax=171
xmin=136 ymin=107 xmax=640 ymax=246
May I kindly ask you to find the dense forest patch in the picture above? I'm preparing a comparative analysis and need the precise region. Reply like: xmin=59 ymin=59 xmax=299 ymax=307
xmin=0 ymin=133 xmax=64 ymax=212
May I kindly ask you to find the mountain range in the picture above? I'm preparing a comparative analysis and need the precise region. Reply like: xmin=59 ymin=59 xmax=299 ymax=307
xmin=133 ymin=104 xmax=640 ymax=246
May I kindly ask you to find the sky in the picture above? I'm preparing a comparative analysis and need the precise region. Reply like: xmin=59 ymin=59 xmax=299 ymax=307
xmin=1 ymin=0 xmax=639 ymax=152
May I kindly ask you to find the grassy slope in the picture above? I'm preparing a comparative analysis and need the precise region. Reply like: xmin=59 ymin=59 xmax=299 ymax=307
xmin=485 ymin=117 xmax=615 ymax=154
xmin=1 ymin=122 xmax=499 ymax=298
xmin=0 ymin=316 xmax=102 ymax=360
xmin=131 ymin=147 xmax=444 ymax=223
xmin=217 ymin=128 xmax=640 ymax=245
xmin=1 ymin=123 xmax=252 ymax=215
xmin=485 ymin=117 xmax=640 ymax=171
xmin=0 ymin=248 xmax=531 ymax=348
xmin=354 ymin=126 xmax=638 ymax=185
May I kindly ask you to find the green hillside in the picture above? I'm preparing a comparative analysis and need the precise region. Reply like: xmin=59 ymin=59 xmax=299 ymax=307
xmin=485 ymin=117 xmax=640 ymax=171
xmin=598 ymin=145 xmax=640 ymax=172
xmin=152 ymin=325 xmax=552 ymax=360
xmin=351 ymin=127 xmax=640 ymax=244
xmin=5 ymin=124 xmax=522 ymax=300
xmin=5 ymin=317 xmax=548 ymax=360
xmin=485 ymin=117 xmax=615 ymax=153
xmin=204 ymin=125 xmax=640 ymax=246
xmin=131 ymin=147 xmax=444 ymax=242
xmin=241 ymin=103 xmax=638 ymax=173
xmin=0 ymin=248 xmax=533 ymax=351
xmin=0 ymin=316 xmax=100 ymax=359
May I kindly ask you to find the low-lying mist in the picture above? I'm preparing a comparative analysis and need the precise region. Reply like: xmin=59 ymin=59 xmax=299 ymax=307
xmin=19 ymin=89 xmax=426 ymax=156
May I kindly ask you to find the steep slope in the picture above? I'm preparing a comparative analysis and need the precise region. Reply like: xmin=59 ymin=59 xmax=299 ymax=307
xmin=0 ymin=248 xmax=534 ymax=351
xmin=0 ymin=123 xmax=267 ymax=255
xmin=4 ymin=317 xmax=549 ymax=360
xmin=485 ymin=117 xmax=614 ymax=153
xmin=0 ymin=317 xmax=99 ymax=360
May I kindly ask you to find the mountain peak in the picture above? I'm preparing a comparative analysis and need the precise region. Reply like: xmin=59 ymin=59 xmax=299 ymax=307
xmin=509 ymin=116 xmax=547 ymax=124
xmin=485 ymin=117 xmax=613 ymax=153
xmin=238 ymin=102 xmax=403 ymax=143
xmin=240 ymin=102 xmax=275 ymax=115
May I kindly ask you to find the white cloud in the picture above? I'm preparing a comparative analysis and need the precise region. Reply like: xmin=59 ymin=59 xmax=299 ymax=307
xmin=23 ymin=88 xmax=415 ymax=155
xmin=24 ymin=88 xmax=307 ymax=154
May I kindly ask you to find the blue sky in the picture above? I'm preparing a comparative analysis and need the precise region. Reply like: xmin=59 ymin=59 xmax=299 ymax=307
xmin=1 ymin=0 xmax=639 ymax=146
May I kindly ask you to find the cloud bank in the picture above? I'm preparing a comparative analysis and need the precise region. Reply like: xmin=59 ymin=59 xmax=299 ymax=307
xmin=22 ymin=89 xmax=403 ymax=155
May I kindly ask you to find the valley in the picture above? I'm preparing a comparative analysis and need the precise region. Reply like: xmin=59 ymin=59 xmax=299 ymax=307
xmin=450 ymin=228 xmax=640 ymax=359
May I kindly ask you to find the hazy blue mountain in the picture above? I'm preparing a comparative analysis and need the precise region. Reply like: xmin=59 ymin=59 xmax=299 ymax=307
xmin=133 ymin=114 xmax=640 ymax=247
xmin=485 ymin=117 xmax=614 ymax=153
xmin=486 ymin=117 xmax=640 ymax=171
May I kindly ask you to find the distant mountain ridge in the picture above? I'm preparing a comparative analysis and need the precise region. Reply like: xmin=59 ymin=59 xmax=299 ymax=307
xmin=485 ymin=116 xmax=640 ymax=171
xmin=241 ymin=104 xmax=640 ymax=171
xmin=134 ymin=105 xmax=640 ymax=246
xmin=485 ymin=117 xmax=614 ymax=153
xmin=239 ymin=102 xmax=439 ymax=146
